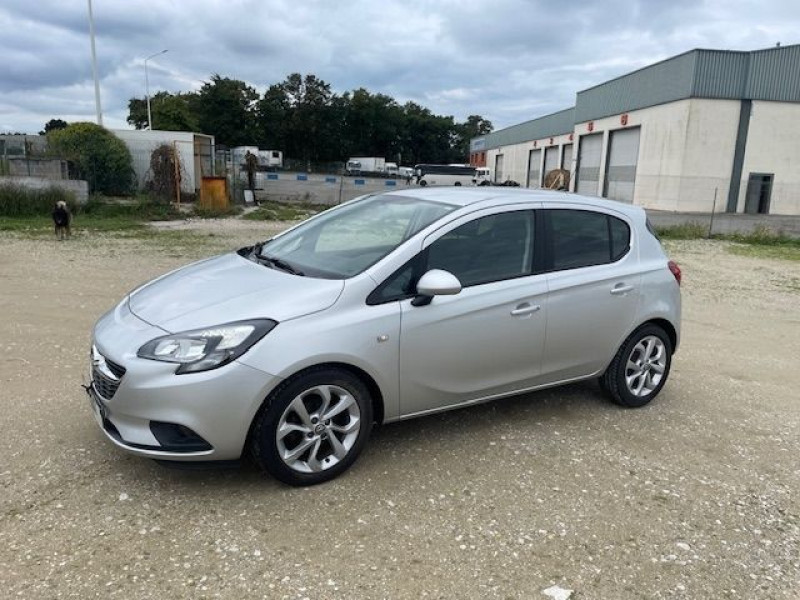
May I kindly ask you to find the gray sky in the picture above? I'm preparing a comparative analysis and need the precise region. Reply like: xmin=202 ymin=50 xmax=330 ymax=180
xmin=1 ymin=0 xmax=798 ymax=134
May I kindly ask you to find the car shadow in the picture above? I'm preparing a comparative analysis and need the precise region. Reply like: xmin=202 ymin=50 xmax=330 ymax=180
xmin=124 ymin=379 xmax=620 ymax=493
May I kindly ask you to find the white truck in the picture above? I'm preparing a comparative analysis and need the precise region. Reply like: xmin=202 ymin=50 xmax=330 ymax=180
xmin=345 ymin=157 xmax=386 ymax=175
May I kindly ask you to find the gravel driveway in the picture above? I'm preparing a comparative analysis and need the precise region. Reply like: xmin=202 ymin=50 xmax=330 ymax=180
xmin=1 ymin=220 xmax=799 ymax=599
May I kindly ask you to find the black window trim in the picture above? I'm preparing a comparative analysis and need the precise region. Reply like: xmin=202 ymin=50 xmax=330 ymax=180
xmin=541 ymin=207 xmax=631 ymax=274
xmin=367 ymin=209 xmax=541 ymax=306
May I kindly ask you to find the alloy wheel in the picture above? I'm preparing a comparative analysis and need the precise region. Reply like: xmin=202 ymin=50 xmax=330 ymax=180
xmin=624 ymin=335 xmax=667 ymax=397
xmin=275 ymin=384 xmax=361 ymax=473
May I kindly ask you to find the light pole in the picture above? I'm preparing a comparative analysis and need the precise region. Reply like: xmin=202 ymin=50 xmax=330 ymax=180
xmin=144 ymin=49 xmax=168 ymax=130
xmin=87 ymin=0 xmax=103 ymax=125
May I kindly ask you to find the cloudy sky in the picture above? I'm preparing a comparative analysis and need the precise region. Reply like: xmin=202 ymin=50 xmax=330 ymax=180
xmin=2 ymin=0 xmax=798 ymax=134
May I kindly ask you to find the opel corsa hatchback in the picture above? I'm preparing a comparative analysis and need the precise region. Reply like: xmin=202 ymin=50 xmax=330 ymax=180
xmin=89 ymin=189 xmax=681 ymax=485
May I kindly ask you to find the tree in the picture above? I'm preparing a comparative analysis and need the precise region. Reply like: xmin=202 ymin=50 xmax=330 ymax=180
xmin=127 ymin=92 xmax=200 ymax=132
xmin=255 ymin=84 xmax=291 ymax=150
xmin=194 ymin=75 xmax=258 ymax=147
xmin=40 ymin=119 xmax=68 ymax=135
xmin=454 ymin=115 xmax=494 ymax=159
xmin=48 ymin=122 xmax=135 ymax=195
xmin=277 ymin=73 xmax=339 ymax=162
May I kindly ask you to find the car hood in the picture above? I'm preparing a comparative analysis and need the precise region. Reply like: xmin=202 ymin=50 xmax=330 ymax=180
xmin=128 ymin=253 xmax=344 ymax=332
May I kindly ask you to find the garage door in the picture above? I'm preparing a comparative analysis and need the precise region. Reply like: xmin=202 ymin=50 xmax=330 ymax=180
xmin=603 ymin=127 xmax=640 ymax=203
xmin=544 ymin=146 xmax=559 ymax=180
xmin=576 ymin=133 xmax=602 ymax=196
xmin=561 ymin=144 xmax=573 ymax=172
xmin=527 ymin=149 xmax=541 ymax=188
xmin=494 ymin=154 xmax=504 ymax=183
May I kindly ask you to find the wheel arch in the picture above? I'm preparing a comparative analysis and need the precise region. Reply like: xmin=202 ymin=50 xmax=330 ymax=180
xmin=642 ymin=318 xmax=678 ymax=354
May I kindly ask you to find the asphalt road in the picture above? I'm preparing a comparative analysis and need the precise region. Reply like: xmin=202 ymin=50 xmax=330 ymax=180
xmin=1 ymin=222 xmax=799 ymax=599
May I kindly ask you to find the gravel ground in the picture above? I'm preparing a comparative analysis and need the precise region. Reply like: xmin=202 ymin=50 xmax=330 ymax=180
xmin=1 ymin=220 xmax=799 ymax=599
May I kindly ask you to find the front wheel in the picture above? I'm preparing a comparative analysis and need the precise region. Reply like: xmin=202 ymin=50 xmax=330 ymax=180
xmin=418 ymin=180 xmax=428 ymax=187
xmin=251 ymin=367 xmax=373 ymax=485
xmin=601 ymin=324 xmax=672 ymax=408
xmin=454 ymin=181 xmax=462 ymax=187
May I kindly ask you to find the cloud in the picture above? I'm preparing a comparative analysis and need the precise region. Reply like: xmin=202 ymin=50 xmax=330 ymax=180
xmin=0 ymin=0 xmax=798 ymax=133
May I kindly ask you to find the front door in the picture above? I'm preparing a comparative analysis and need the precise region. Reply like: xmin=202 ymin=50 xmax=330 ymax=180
xmin=398 ymin=209 xmax=547 ymax=416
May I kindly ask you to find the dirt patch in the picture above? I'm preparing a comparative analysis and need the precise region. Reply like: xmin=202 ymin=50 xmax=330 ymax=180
xmin=0 ymin=228 xmax=799 ymax=599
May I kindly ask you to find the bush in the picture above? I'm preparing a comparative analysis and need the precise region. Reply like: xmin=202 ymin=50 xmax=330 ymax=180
xmin=0 ymin=183 xmax=78 ymax=216
xmin=48 ymin=122 xmax=135 ymax=195
xmin=80 ymin=195 xmax=183 ymax=220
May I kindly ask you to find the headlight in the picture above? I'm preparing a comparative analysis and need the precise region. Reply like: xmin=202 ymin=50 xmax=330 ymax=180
xmin=137 ymin=319 xmax=277 ymax=374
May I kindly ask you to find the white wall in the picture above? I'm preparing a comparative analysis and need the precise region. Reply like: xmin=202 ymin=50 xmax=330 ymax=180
xmin=112 ymin=130 xmax=211 ymax=194
xmin=737 ymin=101 xmax=800 ymax=215
xmin=570 ymin=99 xmax=739 ymax=211
xmin=486 ymin=132 xmax=573 ymax=188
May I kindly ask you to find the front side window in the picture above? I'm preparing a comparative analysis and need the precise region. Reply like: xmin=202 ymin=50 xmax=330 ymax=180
xmin=427 ymin=211 xmax=534 ymax=287
xmin=546 ymin=209 xmax=630 ymax=271
xmin=369 ymin=211 xmax=535 ymax=304
xmin=260 ymin=195 xmax=455 ymax=279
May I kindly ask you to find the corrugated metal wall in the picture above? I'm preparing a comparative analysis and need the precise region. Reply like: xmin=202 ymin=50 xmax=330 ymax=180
xmin=746 ymin=45 xmax=800 ymax=102
xmin=575 ymin=51 xmax=697 ymax=123
xmin=472 ymin=44 xmax=800 ymax=152
xmin=478 ymin=107 xmax=575 ymax=150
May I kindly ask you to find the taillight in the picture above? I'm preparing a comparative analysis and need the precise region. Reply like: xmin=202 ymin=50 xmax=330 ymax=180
xmin=668 ymin=260 xmax=681 ymax=286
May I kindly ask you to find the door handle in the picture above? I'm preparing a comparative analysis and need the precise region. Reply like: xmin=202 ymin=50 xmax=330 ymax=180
xmin=511 ymin=303 xmax=541 ymax=316
xmin=610 ymin=284 xmax=634 ymax=295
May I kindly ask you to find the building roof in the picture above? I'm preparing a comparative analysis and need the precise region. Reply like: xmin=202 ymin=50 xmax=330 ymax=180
xmin=473 ymin=44 xmax=800 ymax=152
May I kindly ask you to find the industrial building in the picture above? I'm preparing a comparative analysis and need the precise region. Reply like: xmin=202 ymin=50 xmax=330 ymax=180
xmin=470 ymin=44 xmax=800 ymax=214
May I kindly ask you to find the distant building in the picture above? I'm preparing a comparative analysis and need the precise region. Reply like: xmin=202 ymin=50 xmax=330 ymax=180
xmin=112 ymin=129 xmax=215 ymax=195
xmin=470 ymin=44 xmax=800 ymax=215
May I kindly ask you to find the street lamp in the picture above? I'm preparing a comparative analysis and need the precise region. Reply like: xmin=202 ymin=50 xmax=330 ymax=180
xmin=144 ymin=49 xmax=168 ymax=130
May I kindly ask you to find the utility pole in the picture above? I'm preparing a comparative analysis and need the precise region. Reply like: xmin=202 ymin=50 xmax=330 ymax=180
xmin=87 ymin=0 xmax=103 ymax=126
xmin=145 ymin=49 xmax=168 ymax=130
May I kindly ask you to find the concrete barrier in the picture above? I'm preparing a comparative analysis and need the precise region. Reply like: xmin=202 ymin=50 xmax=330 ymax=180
xmin=0 ymin=176 xmax=89 ymax=204
xmin=253 ymin=172 xmax=416 ymax=206
xmin=646 ymin=210 xmax=800 ymax=238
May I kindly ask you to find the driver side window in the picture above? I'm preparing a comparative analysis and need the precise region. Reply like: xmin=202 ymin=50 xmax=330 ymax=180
xmin=427 ymin=210 xmax=534 ymax=287
xmin=367 ymin=210 xmax=534 ymax=305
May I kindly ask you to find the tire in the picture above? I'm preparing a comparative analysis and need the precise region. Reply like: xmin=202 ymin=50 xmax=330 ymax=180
xmin=601 ymin=324 xmax=673 ymax=408
xmin=419 ymin=180 xmax=428 ymax=187
xmin=454 ymin=182 xmax=462 ymax=186
xmin=251 ymin=367 xmax=374 ymax=486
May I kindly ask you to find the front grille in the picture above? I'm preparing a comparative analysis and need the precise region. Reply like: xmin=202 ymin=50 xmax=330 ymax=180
xmin=91 ymin=346 xmax=126 ymax=401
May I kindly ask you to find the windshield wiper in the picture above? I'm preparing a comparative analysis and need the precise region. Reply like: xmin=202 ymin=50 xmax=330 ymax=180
xmin=255 ymin=252 xmax=305 ymax=276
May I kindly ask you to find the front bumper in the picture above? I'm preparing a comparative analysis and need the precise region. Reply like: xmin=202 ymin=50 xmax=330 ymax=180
xmin=89 ymin=300 xmax=281 ymax=461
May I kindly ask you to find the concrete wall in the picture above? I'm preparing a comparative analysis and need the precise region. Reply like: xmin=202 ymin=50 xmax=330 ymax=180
xmin=737 ymin=101 xmax=800 ymax=215
xmin=253 ymin=173 xmax=414 ymax=206
xmin=647 ymin=210 xmax=800 ymax=238
xmin=0 ymin=176 xmax=89 ymax=204
xmin=7 ymin=158 xmax=67 ymax=180
xmin=112 ymin=130 xmax=213 ymax=194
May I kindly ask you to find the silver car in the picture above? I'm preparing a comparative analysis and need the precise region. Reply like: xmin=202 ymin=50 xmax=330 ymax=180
xmin=89 ymin=189 xmax=681 ymax=485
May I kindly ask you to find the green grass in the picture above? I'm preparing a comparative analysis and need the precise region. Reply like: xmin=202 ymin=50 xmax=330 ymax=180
xmin=727 ymin=244 xmax=800 ymax=261
xmin=242 ymin=201 xmax=328 ymax=222
xmin=654 ymin=222 xmax=708 ymax=240
xmin=193 ymin=205 xmax=243 ymax=218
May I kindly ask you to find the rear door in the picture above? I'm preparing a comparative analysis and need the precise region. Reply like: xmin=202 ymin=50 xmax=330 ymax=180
xmin=540 ymin=206 xmax=640 ymax=382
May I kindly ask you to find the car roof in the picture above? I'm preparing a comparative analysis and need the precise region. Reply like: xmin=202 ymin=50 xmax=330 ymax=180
xmin=382 ymin=187 xmax=645 ymax=218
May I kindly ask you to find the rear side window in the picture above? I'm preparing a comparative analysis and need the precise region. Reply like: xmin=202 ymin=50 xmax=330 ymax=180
xmin=546 ymin=209 xmax=630 ymax=271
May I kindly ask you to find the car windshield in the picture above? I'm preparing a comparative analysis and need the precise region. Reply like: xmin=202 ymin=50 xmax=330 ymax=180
xmin=253 ymin=195 xmax=456 ymax=279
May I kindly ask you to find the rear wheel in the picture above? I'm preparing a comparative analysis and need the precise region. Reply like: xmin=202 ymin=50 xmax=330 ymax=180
xmin=601 ymin=324 xmax=672 ymax=408
xmin=419 ymin=180 xmax=428 ymax=187
xmin=454 ymin=181 xmax=462 ymax=186
xmin=251 ymin=367 xmax=373 ymax=486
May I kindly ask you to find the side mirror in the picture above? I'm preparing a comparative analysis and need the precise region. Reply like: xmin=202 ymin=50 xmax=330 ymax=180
xmin=412 ymin=269 xmax=462 ymax=306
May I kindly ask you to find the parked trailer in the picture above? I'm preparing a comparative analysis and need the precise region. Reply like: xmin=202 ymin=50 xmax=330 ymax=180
xmin=346 ymin=157 xmax=386 ymax=175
